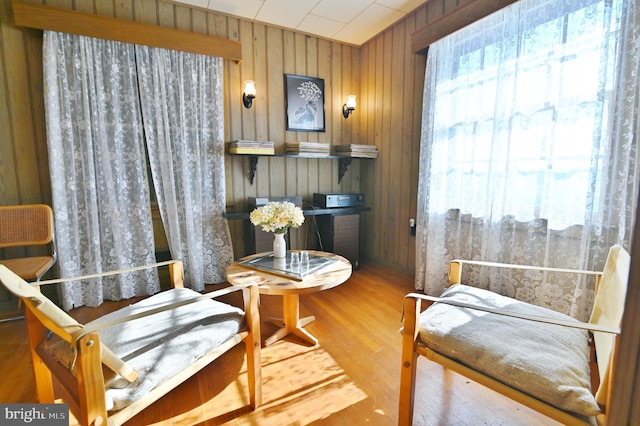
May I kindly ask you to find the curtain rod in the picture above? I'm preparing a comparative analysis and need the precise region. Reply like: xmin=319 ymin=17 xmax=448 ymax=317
xmin=411 ymin=0 xmax=518 ymax=54
xmin=11 ymin=0 xmax=242 ymax=62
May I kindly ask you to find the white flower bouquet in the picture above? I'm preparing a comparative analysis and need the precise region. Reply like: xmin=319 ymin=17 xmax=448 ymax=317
xmin=249 ymin=201 xmax=305 ymax=234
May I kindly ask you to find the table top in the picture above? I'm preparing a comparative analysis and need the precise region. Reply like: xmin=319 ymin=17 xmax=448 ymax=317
xmin=226 ymin=250 xmax=352 ymax=296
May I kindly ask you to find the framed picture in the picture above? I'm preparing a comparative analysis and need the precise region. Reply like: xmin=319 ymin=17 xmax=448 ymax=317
xmin=284 ymin=74 xmax=325 ymax=132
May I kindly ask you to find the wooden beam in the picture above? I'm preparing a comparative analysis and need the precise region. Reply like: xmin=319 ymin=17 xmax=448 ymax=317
xmin=11 ymin=0 xmax=242 ymax=62
xmin=411 ymin=0 xmax=518 ymax=54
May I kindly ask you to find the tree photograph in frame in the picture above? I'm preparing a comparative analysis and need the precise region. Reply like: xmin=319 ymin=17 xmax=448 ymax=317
xmin=284 ymin=74 xmax=325 ymax=132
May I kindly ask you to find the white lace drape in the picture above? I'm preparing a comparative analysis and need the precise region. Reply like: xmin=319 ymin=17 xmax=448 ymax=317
xmin=136 ymin=46 xmax=234 ymax=291
xmin=44 ymin=32 xmax=234 ymax=308
xmin=44 ymin=32 xmax=159 ymax=310
xmin=415 ymin=0 xmax=640 ymax=321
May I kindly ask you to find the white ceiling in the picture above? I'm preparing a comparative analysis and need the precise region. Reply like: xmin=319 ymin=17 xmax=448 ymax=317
xmin=172 ymin=0 xmax=426 ymax=46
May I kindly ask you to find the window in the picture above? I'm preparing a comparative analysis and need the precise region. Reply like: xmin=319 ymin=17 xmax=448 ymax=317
xmin=429 ymin=0 xmax=622 ymax=229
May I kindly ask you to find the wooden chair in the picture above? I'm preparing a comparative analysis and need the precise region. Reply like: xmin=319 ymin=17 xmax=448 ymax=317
xmin=0 ymin=204 xmax=56 ymax=282
xmin=399 ymin=245 xmax=628 ymax=426
xmin=0 ymin=260 xmax=262 ymax=426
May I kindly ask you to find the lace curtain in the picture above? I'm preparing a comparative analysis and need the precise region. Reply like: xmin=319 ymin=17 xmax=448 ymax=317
xmin=136 ymin=46 xmax=234 ymax=291
xmin=44 ymin=32 xmax=234 ymax=308
xmin=44 ymin=32 xmax=159 ymax=310
xmin=415 ymin=0 xmax=640 ymax=321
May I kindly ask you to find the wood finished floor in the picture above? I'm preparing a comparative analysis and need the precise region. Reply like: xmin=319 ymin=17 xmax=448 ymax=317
xmin=0 ymin=261 xmax=558 ymax=425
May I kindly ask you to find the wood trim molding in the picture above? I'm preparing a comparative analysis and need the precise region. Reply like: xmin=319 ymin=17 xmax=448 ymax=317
xmin=11 ymin=0 xmax=242 ymax=62
xmin=411 ymin=0 xmax=518 ymax=54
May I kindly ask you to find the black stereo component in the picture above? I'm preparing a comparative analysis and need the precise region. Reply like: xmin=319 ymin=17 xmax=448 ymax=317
xmin=312 ymin=193 xmax=364 ymax=209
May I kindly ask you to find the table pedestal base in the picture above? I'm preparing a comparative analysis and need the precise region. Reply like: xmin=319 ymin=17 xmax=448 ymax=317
xmin=263 ymin=294 xmax=318 ymax=347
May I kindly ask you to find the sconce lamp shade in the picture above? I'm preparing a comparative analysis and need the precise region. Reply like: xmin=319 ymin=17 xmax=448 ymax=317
xmin=243 ymin=80 xmax=256 ymax=108
xmin=343 ymin=95 xmax=356 ymax=118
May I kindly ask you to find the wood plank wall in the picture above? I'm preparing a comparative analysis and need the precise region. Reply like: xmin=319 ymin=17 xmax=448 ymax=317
xmin=0 ymin=0 xmax=463 ymax=277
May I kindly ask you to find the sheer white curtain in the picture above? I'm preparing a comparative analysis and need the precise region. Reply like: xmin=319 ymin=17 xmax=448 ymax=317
xmin=135 ymin=46 xmax=234 ymax=291
xmin=44 ymin=32 xmax=159 ymax=310
xmin=415 ymin=0 xmax=640 ymax=320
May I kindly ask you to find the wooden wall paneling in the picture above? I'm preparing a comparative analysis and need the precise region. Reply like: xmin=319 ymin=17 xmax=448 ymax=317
xmin=191 ymin=6 xmax=208 ymax=33
xmin=282 ymin=32 xmax=298 ymax=200
xmin=306 ymin=36 xmax=320 ymax=208
xmin=360 ymin=42 xmax=376 ymax=261
xmin=208 ymin=9 xmax=226 ymax=39
xmin=252 ymin=24 xmax=269 ymax=143
xmin=114 ymin=0 xmax=134 ymax=20
xmin=134 ymin=0 xmax=157 ymax=25
xmin=174 ymin=3 xmax=191 ymax=31
xmin=0 ymin=0 xmax=20 ymax=205
xmin=370 ymin=37 xmax=384 ymax=261
xmin=72 ymin=0 xmax=94 ymax=14
xmin=426 ymin=0 xmax=445 ymax=26
xmin=317 ymin=39 xmax=333 ymax=194
xmin=265 ymin=26 xmax=285 ymax=141
xmin=282 ymin=30 xmax=295 ymax=147
xmin=357 ymin=44 xmax=370 ymax=260
xmin=94 ymin=0 xmax=114 ymax=17
xmin=291 ymin=32 xmax=310 ymax=236
xmin=379 ymin=33 xmax=393 ymax=261
xmin=388 ymin=23 xmax=405 ymax=267
xmin=4 ymin=6 xmax=41 ymax=204
xmin=409 ymin=14 xmax=427 ymax=272
xmin=399 ymin=16 xmax=416 ymax=270
xmin=443 ymin=0 xmax=460 ymax=15
xmin=24 ymin=28 xmax=49 ymax=205
xmin=239 ymin=20 xmax=256 ymax=142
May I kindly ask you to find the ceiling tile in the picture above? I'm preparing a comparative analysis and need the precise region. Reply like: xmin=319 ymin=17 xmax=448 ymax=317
xmin=333 ymin=4 xmax=404 ymax=45
xmin=176 ymin=0 xmax=209 ymax=8
xmin=311 ymin=0 xmax=374 ymax=23
xmin=205 ymin=0 xmax=264 ymax=19
xmin=172 ymin=0 xmax=423 ymax=45
xmin=256 ymin=0 xmax=318 ymax=29
xmin=297 ymin=14 xmax=345 ymax=40
xmin=375 ymin=0 xmax=424 ymax=13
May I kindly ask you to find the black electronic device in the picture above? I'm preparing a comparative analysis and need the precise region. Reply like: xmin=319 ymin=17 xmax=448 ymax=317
xmin=313 ymin=192 xmax=364 ymax=209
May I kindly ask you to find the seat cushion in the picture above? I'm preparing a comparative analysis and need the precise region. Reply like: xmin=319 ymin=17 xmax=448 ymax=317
xmin=51 ymin=287 xmax=245 ymax=411
xmin=419 ymin=284 xmax=600 ymax=417
xmin=0 ymin=256 xmax=55 ymax=280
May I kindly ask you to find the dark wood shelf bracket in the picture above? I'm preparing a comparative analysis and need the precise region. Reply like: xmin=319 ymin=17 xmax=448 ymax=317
xmin=338 ymin=158 xmax=352 ymax=184
xmin=248 ymin=155 xmax=259 ymax=185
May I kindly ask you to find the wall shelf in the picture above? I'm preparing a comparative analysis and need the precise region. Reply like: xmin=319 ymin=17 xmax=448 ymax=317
xmin=227 ymin=153 xmax=375 ymax=185
xmin=225 ymin=205 xmax=371 ymax=221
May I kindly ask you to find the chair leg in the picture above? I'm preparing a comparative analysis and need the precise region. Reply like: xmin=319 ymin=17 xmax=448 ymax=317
xmin=398 ymin=297 xmax=420 ymax=426
xmin=24 ymin=309 xmax=55 ymax=403
xmin=245 ymin=285 xmax=262 ymax=409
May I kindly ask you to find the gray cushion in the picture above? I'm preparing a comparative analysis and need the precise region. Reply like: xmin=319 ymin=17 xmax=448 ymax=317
xmin=51 ymin=287 xmax=244 ymax=411
xmin=419 ymin=284 xmax=600 ymax=417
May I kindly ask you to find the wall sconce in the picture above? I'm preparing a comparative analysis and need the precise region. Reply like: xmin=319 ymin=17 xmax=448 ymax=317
xmin=342 ymin=95 xmax=356 ymax=118
xmin=243 ymin=80 xmax=256 ymax=109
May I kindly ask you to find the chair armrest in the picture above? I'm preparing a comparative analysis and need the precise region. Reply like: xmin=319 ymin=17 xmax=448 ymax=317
xmin=448 ymin=259 xmax=603 ymax=288
xmin=403 ymin=292 xmax=620 ymax=335
xmin=35 ymin=260 xmax=181 ymax=286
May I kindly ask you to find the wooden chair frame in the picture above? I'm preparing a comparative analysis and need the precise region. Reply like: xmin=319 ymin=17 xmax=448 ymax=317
xmin=0 ymin=260 xmax=262 ymax=426
xmin=399 ymin=249 xmax=627 ymax=426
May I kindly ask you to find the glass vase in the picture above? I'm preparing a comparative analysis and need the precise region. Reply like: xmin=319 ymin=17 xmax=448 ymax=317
xmin=273 ymin=232 xmax=286 ymax=258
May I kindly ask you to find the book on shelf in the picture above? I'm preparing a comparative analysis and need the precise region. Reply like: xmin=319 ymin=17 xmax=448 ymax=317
xmin=334 ymin=144 xmax=379 ymax=158
xmin=228 ymin=147 xmax=275 ymax=155
xmin=228 ymin=140 xmax=275 ymax=155
xmin=286 ymin=142 xmax=331 ymax=155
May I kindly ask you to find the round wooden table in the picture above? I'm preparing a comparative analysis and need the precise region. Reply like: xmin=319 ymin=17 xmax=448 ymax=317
xmin=226 ymin=250 xmax=352 ymax=346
